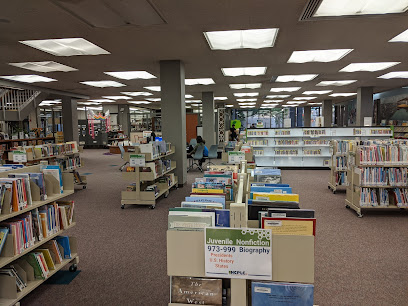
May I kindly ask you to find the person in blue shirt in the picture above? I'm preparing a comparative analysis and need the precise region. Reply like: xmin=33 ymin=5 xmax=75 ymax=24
xmin=188 ymin=136 xmax=208 ymax=169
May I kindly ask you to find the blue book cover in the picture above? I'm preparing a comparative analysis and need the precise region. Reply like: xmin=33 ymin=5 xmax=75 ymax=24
xmin=252 ymin=282 xmax=314 ymax=306
xmin=55 ymin=236 xmax=71 ymax=259
xmin=251 ymin=183 xmax=290 ymax=187
xmin=2 ymin=164 xmax=24 ymax=169
xmin=253 ymin=169 xmax=281 ymax=176
xmin=0 ymin=227 xmax=9 ymax=255
xmin=28 ymin=173 xmax=47 ymax=201
xmin=250 ymin=186 xmax=292 ymax=194
xmin=43 ymin=165 xmax=63 ymax=193
xmin=185 ymin=196 xmax=225 ymax=208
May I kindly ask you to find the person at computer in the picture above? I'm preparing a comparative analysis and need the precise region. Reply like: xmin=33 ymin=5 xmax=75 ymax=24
xmin=188 ymin=136 xmax=208 ymax=169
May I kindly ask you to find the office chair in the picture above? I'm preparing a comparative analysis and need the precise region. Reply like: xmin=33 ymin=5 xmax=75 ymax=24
xmin=119 ymin=143 xmax=129 ymax=171
xmin=188 ymin=145 xmax=204 ymax=172
xmin=205 ymin=145 xmax=218 ymax=167
xmin=189 ymin=138 xmax=197 ymax=147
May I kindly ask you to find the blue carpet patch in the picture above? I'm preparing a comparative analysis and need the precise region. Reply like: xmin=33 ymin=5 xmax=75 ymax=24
xmin=46 ymin=270 xmax=81 ymax=285
xmin=82 ymin=172 xmax=93 ymax=176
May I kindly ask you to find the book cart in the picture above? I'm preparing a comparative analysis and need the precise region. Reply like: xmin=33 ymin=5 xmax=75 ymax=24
xmin=121 ymin=144 xmax=177 ymax=209
xmin=345 ymin=140 xmax=408 ymax=217
xmin=328 ymin=140 xmax=353 ymax=194
xmin=0 ymin=165 xmax=79 ymax=306
xmin=167 ymin=160 xmax=314 ymax=306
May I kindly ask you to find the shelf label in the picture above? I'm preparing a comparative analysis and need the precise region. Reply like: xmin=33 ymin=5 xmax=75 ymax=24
xmin=228 ymin=151 xmax=245 ymax=164
xmin=130 ymin=154 xmax=145 ymax=167
xmin=205 ymin=228 xmax=272 ymax=280
xmin=13 ymin=151 xmax=27 ymax=163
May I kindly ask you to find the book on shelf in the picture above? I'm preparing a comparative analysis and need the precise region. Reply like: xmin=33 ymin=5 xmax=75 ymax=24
xmin=42 ymin=240 xmax=63 ymax=264
xmin=251 ymin=183 xmax=290 ymax=187
xmin=276 ymin=139 xmax=299 ymax=145
xmin=261 ymin=217 xmax=316 ymax=236
xmin=267 ymin=208 xmax=315 ymax=218
xmin=170 ymin=276 xmax=223 ymax=305
xmin=250 ymin=192 xmax=299 ymax=202
xmin=0 ymin=265 xmax=27 ymax=292
xmin=42 ymin=166 xmax=64 ymax=194
xmin=250 ymin=186 xmax=292 ymax=194
xmin=0 ymin=227 xmax=9 ymax=255
xmin=27 ymin=173 xmax=47 ymax=201
xmin=170 ymin=207 xmax=230 ymax=227
xmin=55 ymin=235 xmax=72 ymax=259
xmin=184 ymin=196 xmax=226 ymax=207
xmin=275 ymin=130 xmax=291 ymax=136
xmin=251 ymin=281 xmax=314 ymax=306
xmin=181 ymin=202 xmax=224 ymax=209
xmin=168 ymin=211 xmax=215 ymax=231
xmin=303 ymin=129 xmax=326 ymax=136
xmin=247 ymin=202 xmax=300 ymax=220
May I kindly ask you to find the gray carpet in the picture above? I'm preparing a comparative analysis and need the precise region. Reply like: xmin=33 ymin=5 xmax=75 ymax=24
xmin=22 ymin=149 xmax=408 ymax=305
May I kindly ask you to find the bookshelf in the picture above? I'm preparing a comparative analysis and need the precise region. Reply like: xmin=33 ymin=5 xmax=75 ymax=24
xmin=328 ymin=140 xmax=354 ymax=193
xmin=0 ymin=165 xmax=78 ymax=306
xmin=345 ymin=140 xmax=408 ymax=217
xmin=393 ymin=125 xmax=408 ymax=139
xmin=0 ymin=137 xmax=55 ymax=162
xmin=121 ymin=143 xmax=177 ymax=209
xmin=247 ymin=127 xmax=392 ymax=167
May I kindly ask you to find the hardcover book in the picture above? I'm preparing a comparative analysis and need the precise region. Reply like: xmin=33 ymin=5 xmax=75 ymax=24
xmin=181 ymin=201 xmax=223 ymax=209
xmin=170 ymin=208 xmax=230 ymax=227
xmin=168 ymin=215 xmax=213 ymax=231
xmin=252 ymin=282 xmax=314 ymax=306
xmin=171 ymin=276 xmax=223 ymax=305
xmin=185 ymin=196 xmax=226 ymax=207
xmin=268 ymin=208 xmax=315 ymax=219
xmin=248 ymin=202 xmax=300 ymax=220
xmin=262 ymin=217 xmax=316 ymax=236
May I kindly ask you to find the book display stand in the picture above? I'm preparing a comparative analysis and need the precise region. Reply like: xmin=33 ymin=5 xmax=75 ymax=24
xmin=0 ymin=165 xmax=78 ymax=306
xmin=121 ymin=144 xmax=177 ymax=209
xmin=328 ymin=140 xmax=354 ymax=194
xmin=345 ymin=140 xmax=408 ymax=217
xmin=167 ymin=161 xmax=314 ymax=305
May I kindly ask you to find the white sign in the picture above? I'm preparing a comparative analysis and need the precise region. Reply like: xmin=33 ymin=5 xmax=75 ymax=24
xmin=129 ymin=154 xmax=145 ymax=167
xmin=228 ymin=151 xmax=245 ymax=164
xmin=13 ymin=151 xmax=27 ymax=163
xmin=364 ymin=117 xmax=372 ymax=127
xmin=205 ymin=228 xmax=272 ymax=280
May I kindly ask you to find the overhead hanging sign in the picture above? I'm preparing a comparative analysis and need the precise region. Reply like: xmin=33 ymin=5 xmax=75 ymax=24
xmin=228 ymin=151 xmax=245 ymax=164
xmin=129 ymin=154 xmax=145 ymax=167
xmin=205 ymin=228 xmax=272 ymax=280
xmin=13 ymin=151 xmax=27 ymax=163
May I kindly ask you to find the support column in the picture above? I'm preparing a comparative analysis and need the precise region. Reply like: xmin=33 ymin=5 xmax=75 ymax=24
xmin=304 ymin=106 xmax=311 ymax=127
xmin=62 ymin=97 xmax=78 ymax=142
xmin=202 ymin=92 xmax=215 ymax=147
xmin=356 ymin=87 xmax=373 ymax=126
xmin=322 ymin=100 xmax=332 ymax=127
xmin=160 ymin=60 xmax=187 ymax=185
xmin=296 ymin=107 xmax=304 ymax=127
xmin=118 ymin=104 xmax=130 ymax=136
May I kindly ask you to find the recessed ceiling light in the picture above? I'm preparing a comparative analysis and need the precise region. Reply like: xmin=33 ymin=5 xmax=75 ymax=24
xmin=185 ymin=78 xmax=215 ymax=85
xmin=225 ymin=104 xmax=234 ymax=107
xmin=309 ymin=102 xmax=323 ymax=105
xmin=389 ymin=29 xmax=408 ymax=42
xmin=186 ymin=100 xmax=202 ymax=103
xmin=191 ymin=103 xmax=201 ymax=106
xmin=288 ymin=49 xmax=353 ymax=63
xmin=233 ymin=92 xmax=259 ymax=97
xmin=237 ymin=98 xmax=257 ymax=102
xmin=0 ymin=75 xmax=57 ymax=83
xmin=229 ymin=83 xmax=262 ymax=89
xmin=204 ymin=28 xmax=279 ymax=50
xmin=378 ymin=71 xmax=408 ymax=79
xmin=302 ymin=90 xmax=332 ymax=95
xmin=240 ymin=105 xmax=255 ymax=108
xmin=340 ymin=62 xmax=400 ymax=72
xmin=144 ymin=86 xmax=161 ymax=91
xmin=293 ymin=97 xmax=316 ymax=100
xmin=317 ymin=80 xmax=357 ymax=86
xmin=330 ymin=93 xmax=357 ymax=97
xmin=264 ymin=100 xmax=284 ymax=103
xmin=238 ymin=102 xmax=256 ymax=105
xmin=146 ymin=98 xmax=161 ymax=102
xmin=282 ymin=105 xmax=295 ymax=107
xmin=128 ymin=101 xmax=151 ymax=104
xmin=104 ymin=71 xmax=156 ymax=80
xmin=19 ymin=38 xmax=110 ymax=56
xmin=186 ymin=105 xmax=192 ymax=109
xmin=102 ymin=96 xmax=131 ymax=100
xmin=214 ymin=97 xmax=228 ymax=100
xmin=222 ymin=67 xmax=267 ymax=77
xmin=89 ymin=99 xmax=115 ymax=103
xmin=314 ymin=0 xmax=408 ymax=17
xmin=266 ymin=95 xmax=290 ymax=98
xmin=261 ymin=104 xmax=278 ymax=107
xmin=185 ymin=94 xmax=194 ymax=98
xmin=270 ymin=87 xmax=301 ymax=92
xmin=9 ymin=61 xmax=77 ymax=73
xmin=121 ymin=92 xmax=153 ymax=96
xmin=276 ymin=74 xmax=318 ymax=82
xmin=81 ymin=80 xmax=125 ymax=87
xmin=287 ymin=101 xmax=305 ymax=104
xmin=79 ymin=102 xmax=101 ymax=105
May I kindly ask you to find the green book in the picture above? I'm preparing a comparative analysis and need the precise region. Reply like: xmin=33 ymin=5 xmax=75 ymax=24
xmin=25 ymin=253 xmax=44 ymax=279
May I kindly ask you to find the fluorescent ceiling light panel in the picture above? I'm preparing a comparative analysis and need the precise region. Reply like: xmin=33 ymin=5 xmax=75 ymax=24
xmin=128 ymin=101 xmax=151 ymax=104
xmin=222 ymin=67 xmax=267 ymax=77
xmin=229 ymin=83 xmax=262 ymax=89
xmin=302 ymin=90 xmax=332 ymax=95
xmin=214 ymin=97 xmax=228 ymax=100
xmin=330 ymin=93 xmax=357 ymax=97
xmin=378 ymin=71 xmax=408 ymax=79
xmin=186 ymin=100 xmax=202 ymax=103
xmin=309 ymin=102 xmax=323 ymax=105
xmin=287 ymin=101 xmax=305 ymax=104
xmin=0 ymin=75 xmax=56 ymax=83
xmin=282 ymin=105 xmax=295 ymax=107
xmin=317 ymin=80 xmax=357 ymax=86
xmin=238 ymin=103 xmax=256 ymax=105
xmin=276 ymin=74 xmax=318 ymax=82
xmin=20 ymin=38 xmax=110 ymax=56
xmin=102 ymin=96 xmax=131 ymax=100
xmin=266 ymin=95 xmax=290 ymax=98
xmin=270 ymin=87 xmax=301 ymax=92
xmin=81 ymin=80 xmax=125 ymax=87
xmin=185 ymin=94 xmax=194 ymax=98
xmin=121 ymin=92 xmax=153 ymax=96
xmin=104 ymin=71 xmax=156 ymax=80
xmin=144 ymin=86 xmax=160 ymax=91
xmin=314 ymin=0 xmax=408 ymax=17
xmin=237 ymin=98 xmax=257 ymax=102
xmin=340 ymin=62 xmax=400 ymax=72
xmin=146 ymin=98 xmax=161 ymax=102
xmin=185 ymin=78 xmax=215 ymax=85
xmin=89 ymin=99 xmax=115 ymax=103
xmin=79 ymin=102 xmax=101 ymax=105
xmin=225 ymin=105 xmax=234 ymax=107
xmin=261 ymin=104 xmax=278 ymax=107
xmin=233 ymin=92 xmax=259 ymax=97
xmin=240 ymin=105 xmax=255 ymax=108
xmin=293 ymin=97 xmax=316 ymax=100
xmin=9 ymin=61 xmax=77 ymax=73
xmin=204 ymin=28 xmax=279 ymax=50
xmin=389 ymin=29 xmax=408 ymax=42
xmin=288 ymin=49 xmax=353 ymax=63
xmin=264 ymin=100 xmax=284 ymax=103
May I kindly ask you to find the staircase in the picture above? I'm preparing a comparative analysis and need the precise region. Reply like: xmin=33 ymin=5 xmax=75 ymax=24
xmin=0 ymin=87 xmax=43 ymax=121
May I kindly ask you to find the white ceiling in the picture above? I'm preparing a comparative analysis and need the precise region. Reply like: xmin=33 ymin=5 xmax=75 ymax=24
xmin=1 ymin=0 xmax=408 ymax=109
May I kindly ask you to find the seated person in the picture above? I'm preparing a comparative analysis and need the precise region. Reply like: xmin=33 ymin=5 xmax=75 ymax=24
xmin=188 ymin=136 xmax=208 ymax=168
xmin=229 ymin=125 xmax=239 ymax=141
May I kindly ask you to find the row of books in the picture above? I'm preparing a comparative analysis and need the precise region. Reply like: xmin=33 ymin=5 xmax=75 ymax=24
xmin=304 ymin=139 xmax=330 ymax=145
xmin=158 ymin=173 xmax=176 ymax=187
xmin=358 ymin=143 xmax=408 ymax=164
xmin=54 ymin=154 xmax=81 ymax=171
xmin=359 ymin=167 xmax=408 ymax=186
xmin=335 ymin=171 xmax=348 ymax=186
xmin=192 ymin=171 xmax=234 ymax=201
xmin=370 ymin=129 xmax=392 ymax=135
xmin=334 ymin=156 xmax=348 ymax=170
xmin=276 ymin=139 xmax=299 ymax=145
xmin=253 ymin=149 xmax=264 ymax=156
xmin=303 ymin=129 xmax=326 ymax=136
xmin=275 ymin=130 xmax=291 ymax=136
xmin=170 ymin=276 xmax=314 ymax=306
xmin=248 ymin=130 xmax=269 ymax=136
xmin=248 ymin=140 xmax=269 ymax=146
xmin=304 ymin=149 xmax=321 ymax=155
xmin=10 ymin=142 xmax=78 ymax=159
xmin=332 ymin=140 xmax=350 ymax=154
xmin=359 ymin=188 xmax=408 ymax=207
xmin=0 ymin=201 xmax=74 ymax=256
xmin=275 ymin=150 xmax=298 ymax=156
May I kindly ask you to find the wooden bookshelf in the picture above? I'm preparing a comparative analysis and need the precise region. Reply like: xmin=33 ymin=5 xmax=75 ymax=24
xmin=0 ymin=165 xmax=78 ymax=304
xmin=121 ymin=144 xmax=178 ymax=209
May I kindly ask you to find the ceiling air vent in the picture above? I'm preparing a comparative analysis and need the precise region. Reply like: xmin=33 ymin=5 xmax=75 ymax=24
xmin=299 ymin=0 xmax=322 ymax=21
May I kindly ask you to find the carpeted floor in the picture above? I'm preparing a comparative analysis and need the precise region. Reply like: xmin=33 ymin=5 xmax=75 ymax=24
xmin=22 ymin=149 xmax=408 ymax=306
